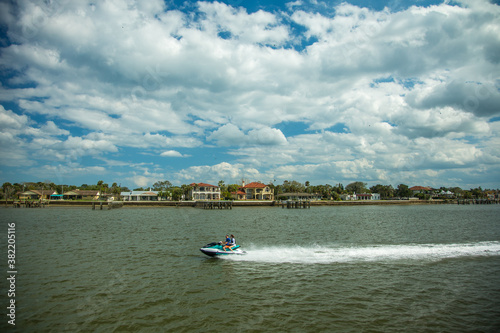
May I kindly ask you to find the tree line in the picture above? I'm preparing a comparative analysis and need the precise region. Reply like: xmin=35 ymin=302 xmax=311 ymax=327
xmin=1 ymin=179 xmax=495 ymax=201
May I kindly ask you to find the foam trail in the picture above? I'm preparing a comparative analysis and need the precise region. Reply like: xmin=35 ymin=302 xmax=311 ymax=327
xmin=224 ymin=241 xmax=500 ymax=264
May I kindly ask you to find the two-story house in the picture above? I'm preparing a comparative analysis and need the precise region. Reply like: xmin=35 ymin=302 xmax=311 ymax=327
xmin=189 ymin=183 xmax=221 ymax=200
xmin=242 ymin=182 xmax=274 ymax=200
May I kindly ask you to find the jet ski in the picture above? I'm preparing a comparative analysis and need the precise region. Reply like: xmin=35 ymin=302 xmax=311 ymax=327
xmin=200 ymin=242 xmax=246 ymax=257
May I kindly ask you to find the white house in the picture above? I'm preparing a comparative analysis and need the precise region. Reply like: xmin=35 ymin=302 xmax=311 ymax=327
xmin=356 ymin=193 xmax=381 ymax=200
xmin=121 ymin=190 xmax=159 ymax=201
xmin=188 ymin=183 xmax=220 ymax=201
xmin=341 ymin=193 xmax=380 ymax=201
xmin=341 ymin=193 xmax=357 ymax=200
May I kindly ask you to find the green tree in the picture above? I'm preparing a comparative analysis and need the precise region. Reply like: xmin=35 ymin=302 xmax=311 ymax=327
xmin=172 ymin=187 xmax=184 ymax=201
xmin=282 ymin=180 xmax=305 ymax=193
xmin=2 ymin=182 xmax=15 ymax=204
xmin=153 ymin=180 xmax=172 ymax=191
xmin=346 ymin=182 xmax=368 ymax=194
xmin=396 ymin=184 xmax=412 ymax=198
xmin=370 ymin=184 xmax=394 ymax=199
xmin=181 ymin=184 xmax=192 ymax=200
xmin=110 ymin=182 xmax=121 ymax=198
xmin=470 ymin=187 xmax=485 ymax=198
xmin=450 ymin=187 xmax=463 ymax=198
xmin=218 ymin=180 xmax=227 ymax=195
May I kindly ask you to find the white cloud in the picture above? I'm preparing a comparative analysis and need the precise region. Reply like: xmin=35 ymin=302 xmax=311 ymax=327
xmin=208 ymin=124 xmax=287 ymax=146
xmin=160 ymin=150 xmax=188 ymax=158
xmin=175 ymin=162 xmax=265 ymax=184
xmin=207 ymin=123 xmax=246 ymax=146
xmin=1 ymin=0 xmax=499 ymax=188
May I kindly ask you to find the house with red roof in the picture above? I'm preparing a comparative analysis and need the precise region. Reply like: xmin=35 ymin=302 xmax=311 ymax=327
xmin=189 ymin=183 xmax=220 ymax=201
xmin=240 ymin=181 xmax=274 ymax=200
xmin=409 ymin=186 xmax=434 ymax=195
xmin=232 ymin=189 xmax=246 ymax=200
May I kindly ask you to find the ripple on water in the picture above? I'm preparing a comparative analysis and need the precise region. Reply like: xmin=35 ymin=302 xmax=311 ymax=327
xmin=2 ymin=205 xmax=500 ymax=332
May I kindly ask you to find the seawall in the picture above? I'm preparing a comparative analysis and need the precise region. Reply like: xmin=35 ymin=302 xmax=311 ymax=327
xmin=7 ymin=199 xmax=455 ymax=208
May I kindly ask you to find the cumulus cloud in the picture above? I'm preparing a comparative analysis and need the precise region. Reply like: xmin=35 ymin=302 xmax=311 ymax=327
xmin=208 ymin=124 xmax=287 ymax=146
xmin=175 ymin=162 xmax=265 ymax=184
xmin=160 ymin=150 xmax=188 ymax=158
xmin=0 ymin=0 xmax=499 ymax=187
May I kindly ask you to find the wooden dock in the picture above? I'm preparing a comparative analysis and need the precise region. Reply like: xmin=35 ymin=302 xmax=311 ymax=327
xmin=92 ymin=201 xmax=124 ymax=210
xmin=457 ymin=199 xmax=499 ymax=205
xmin=281 ymin=200 xmax=311 ymax=209
xmin=195 ymin=201 xmax=233 ymax=209
xmin=12 ymin=200 xmax=48 ymax=208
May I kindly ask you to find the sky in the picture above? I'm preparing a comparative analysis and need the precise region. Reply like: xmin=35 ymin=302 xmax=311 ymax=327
xmin=0 ymin=0 xmax=499 ymax=189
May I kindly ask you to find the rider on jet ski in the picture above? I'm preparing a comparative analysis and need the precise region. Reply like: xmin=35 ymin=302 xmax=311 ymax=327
xmin=223 ymin=234 xmax=236 ymax=252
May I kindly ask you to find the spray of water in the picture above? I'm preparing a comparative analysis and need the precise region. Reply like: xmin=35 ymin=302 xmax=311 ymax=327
xmin=223 ymin=241 xmax=500 ymax=264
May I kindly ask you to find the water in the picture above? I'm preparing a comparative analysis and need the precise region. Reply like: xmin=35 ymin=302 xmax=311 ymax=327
xmin=1 ymin=204 xmax=500 ymax=332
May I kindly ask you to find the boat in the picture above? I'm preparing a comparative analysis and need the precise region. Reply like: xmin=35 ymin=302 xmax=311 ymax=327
xmin=200 ymin=242 xmax=246 ymax=257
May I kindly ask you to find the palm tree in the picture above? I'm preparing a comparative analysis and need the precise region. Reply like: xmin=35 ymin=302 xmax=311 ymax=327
xmin=2 ymin=182 xmax=14 ymax=206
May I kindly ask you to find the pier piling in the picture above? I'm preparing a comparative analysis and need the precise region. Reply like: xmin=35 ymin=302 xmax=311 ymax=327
xmin=281 ymin=200 xmax=311 ymax=209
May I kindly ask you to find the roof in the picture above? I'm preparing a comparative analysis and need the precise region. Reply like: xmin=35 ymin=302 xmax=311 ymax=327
xmin=121 ymin=191 xmax=158 ymax=195
xmin=21 ymin=190 xmax=56 ymax=195
xmin=409 ymin=186 xmax=433 ymax=191
xmin=243 ymin=182 xmax=267 ymax=188
xmin=190 ymin=182 xmax=218 ymax=188
xmin=73 ymin=190 xmax=99 ymax=196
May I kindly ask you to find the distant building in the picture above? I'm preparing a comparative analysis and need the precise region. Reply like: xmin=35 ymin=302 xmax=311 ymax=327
xmin=341 ymin=193 xmax=380 ymax=201
xmin=356 ymin=193 xmax=381 ymax=200
xmin=19 ymin=189 xmax=56 ymax=200
xmin=437 ymin=190 xmax=454 ymax=198
xmin=341 ymin=193 xmax=357 ymax=201
xmin=64 ymin=190 xmax=100 ymax=200
xmin=409 ymin=186 xmax=433 ymax=195
xmin=242 ymin=182 xmax=274 ymax=200
xmin=120 ymin=190 xmax=159 ymax=201
xmin=189 ymin=183 xmax=220 ymax=200
xmin=485 ymin=190 xmax=498 ymax=200
xmin=231 ymin=190 xmax=246 ymax=200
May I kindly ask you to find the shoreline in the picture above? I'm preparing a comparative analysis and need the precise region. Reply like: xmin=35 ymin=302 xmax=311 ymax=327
xmin=3 ymin=199 xmax=460 ymax=208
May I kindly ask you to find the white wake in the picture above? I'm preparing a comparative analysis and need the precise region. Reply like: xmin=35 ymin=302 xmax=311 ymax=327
xmin=224 ymin=241 xmax=500 ymax=264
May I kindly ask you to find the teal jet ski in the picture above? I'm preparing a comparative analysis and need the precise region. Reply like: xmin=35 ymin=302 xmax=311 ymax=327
xmin=200 ymin=242 xmax=246 ymax=257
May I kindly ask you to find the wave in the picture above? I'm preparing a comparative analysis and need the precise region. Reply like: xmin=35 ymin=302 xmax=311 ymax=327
xmin=224 ymin=241 xmax=500 ymax=264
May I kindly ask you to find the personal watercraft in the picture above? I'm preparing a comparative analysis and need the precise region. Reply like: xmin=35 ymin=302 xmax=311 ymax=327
xmin=200 ymin=242 xmax=246 ymax=257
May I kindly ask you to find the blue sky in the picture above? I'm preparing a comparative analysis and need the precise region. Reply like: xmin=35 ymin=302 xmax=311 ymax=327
xmin=1 ymin=0 xmax=499 ymax=189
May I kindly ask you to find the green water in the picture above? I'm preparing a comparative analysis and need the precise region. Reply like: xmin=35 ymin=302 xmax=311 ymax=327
xmin=1 ymin=205 xmax=500 ymax=332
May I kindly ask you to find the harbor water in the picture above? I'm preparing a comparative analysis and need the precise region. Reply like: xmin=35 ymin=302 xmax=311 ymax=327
xmin=1 ymin=204 xmax=500 ymax=332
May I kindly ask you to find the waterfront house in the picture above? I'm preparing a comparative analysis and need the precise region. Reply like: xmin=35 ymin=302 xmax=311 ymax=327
xmin=485 ymin=190 xmax=498 ymax=200
xmin=437 ymin=190 xmax=454 ymax=198
xmin=188 ymin=183 xmax=220 ymax=201
xmin=242 ymin=182 xmax=274 ymax=200
xmin=19 ymin=189 xmax=56 ymax=201
xmin=340 ymin=193 xmax=380 ymax=200
xmin=356 ymin=193 xmax=381 ymax=200
xmin=64 ymin=190 xmax=100 ymax=200
xmin=409 ymin=186 xmax=433 ymax=195
xmin=231 ymin=190 xmax=246 ymax=200
xmin=120 ymin=190 xmax=159 ymax=201
xmin=341 ymin=193 xmax=357 ymax=200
